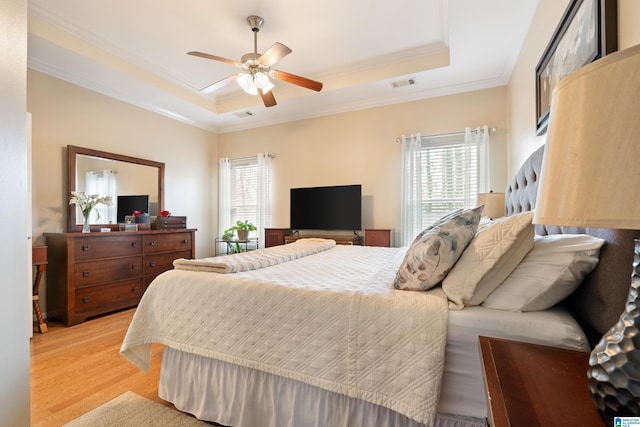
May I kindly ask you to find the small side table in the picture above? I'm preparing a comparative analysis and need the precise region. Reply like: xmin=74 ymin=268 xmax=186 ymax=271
xmin=479 ymin=336 xmax=605 ymax=426
xmin=215 ymin=238 xmax=259 ymax=256
xmin=32 ymin=245 xmax=48 ymax=333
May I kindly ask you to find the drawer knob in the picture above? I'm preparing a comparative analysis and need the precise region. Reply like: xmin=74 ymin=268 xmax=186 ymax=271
xmin=150 ymin=241 xmax=157 ymax=246
xmin=150 ymin=261 xmax=156 ymax=267
xmin=131 ymin=242 xmax=138 ymax=247
xmin=82 ymin=296 xmax=91 ymax=304
xmin=132 ymin=264 xmax=139 ymax=270
xmin=82 ymin=245 xmax=90 ymax=251
xmin=82 ymin=271 xmax=90 ymax=277
xmin=183 ymin=239 xmax=189 ymax=244
xmin=132 ymin=286 xmax=140 ymax=293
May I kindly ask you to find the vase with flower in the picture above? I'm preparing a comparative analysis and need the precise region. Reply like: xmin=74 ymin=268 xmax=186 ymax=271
xmin=69 ymin=191 xmax=113 ymax=233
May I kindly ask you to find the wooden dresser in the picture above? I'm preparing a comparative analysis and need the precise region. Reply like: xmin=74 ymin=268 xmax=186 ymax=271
xmin=45 ymin=229 xmax=196 ymax=326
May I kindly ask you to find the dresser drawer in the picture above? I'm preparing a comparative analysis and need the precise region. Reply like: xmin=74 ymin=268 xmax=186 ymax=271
xmin=143 ymin=232 xmax=193 ymax=253
xmin=144 ymin=250 xmax=191 ymax=277
xmin=75 ymin=278 xmax=144 ymax=314
xmin=74 ymin=235 xmax=143 ymax=261
xmin=75 ymin=256 xmax=143 ymax=285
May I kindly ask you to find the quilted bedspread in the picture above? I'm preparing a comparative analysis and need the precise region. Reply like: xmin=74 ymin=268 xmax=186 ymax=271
xmin=173 ymin=238 xmax=336 ymax=273
xmin=121 ymin=244 xmax=449 ymax=426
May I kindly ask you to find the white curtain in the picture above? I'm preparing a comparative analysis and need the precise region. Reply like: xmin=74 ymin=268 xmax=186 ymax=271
xmin=218 ymin=158 xmax=231 ymax=237
xmin=84 ymin=170 xmax=117 ymax=224
xmin=465 ymin=125 xmax=490 ymax=195
xmin=256 ymin=153 xmax=272 ymax=249
xmin=400 ymin=134 xmax=422 ymax=247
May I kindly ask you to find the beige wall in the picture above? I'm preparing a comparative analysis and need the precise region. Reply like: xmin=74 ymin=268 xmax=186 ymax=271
xmin=219 ymin=86 xmax=509 ymax=245
xmin=28 ymin=70 xmax=218 ymax=312
xmin=507 ymin=0 xmax=640 ymax=174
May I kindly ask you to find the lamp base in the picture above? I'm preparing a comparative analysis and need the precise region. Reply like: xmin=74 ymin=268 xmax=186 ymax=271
xmin=587 ymin=239 xmax=640 ymax=423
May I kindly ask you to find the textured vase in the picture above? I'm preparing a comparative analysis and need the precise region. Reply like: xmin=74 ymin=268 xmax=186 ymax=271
xmin=82 ymin=215 xmax=91 ymax=233
xmin=237 ymin=230 xmax=249 ymax=241
xmin=587 ymin=239 xmax=640 ymax=423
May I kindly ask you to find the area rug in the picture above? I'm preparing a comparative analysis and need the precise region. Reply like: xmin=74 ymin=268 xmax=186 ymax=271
xmin=63 ymin=391 xmax=212 ymax=427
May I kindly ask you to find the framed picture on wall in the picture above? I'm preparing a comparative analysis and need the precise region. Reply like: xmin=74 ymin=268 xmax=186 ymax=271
xmin=535 ymin=0 xmax=617 ymax=135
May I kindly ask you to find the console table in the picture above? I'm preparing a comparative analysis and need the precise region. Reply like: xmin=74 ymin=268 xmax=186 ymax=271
xmin=284 ymin=234 xmax=361 ymax=245
xmin=215 ymin=237 xmax=259 ymax=255
xmin=45 ymin=229 xmax=196 ymax=326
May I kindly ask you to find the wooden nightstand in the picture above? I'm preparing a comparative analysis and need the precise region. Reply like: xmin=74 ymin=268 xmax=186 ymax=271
xmin=479 ymin=336 xmax=605 ymax=427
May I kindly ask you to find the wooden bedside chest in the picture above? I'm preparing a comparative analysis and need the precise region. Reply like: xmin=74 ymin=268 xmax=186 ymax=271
xmin=478 ymin=336 xmax=605 ymax=427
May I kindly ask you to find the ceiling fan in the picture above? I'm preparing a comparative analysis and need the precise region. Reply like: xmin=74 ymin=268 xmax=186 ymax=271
xmin=188 ymin=15 xmax=323 ymax=108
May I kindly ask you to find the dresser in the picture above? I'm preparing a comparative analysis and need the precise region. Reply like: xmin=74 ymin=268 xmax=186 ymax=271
xmin=45 ymin=229 xmax=196 ymax=326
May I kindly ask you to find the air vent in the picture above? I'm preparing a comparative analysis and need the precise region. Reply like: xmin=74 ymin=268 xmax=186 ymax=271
xmin=391 ymin=78 xmax=417 ymax=88
xmin=233 ymin=111 xmax=255 ymax=118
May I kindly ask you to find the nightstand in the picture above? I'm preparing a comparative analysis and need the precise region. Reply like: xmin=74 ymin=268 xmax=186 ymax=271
xmin=478 ymin=336 xmax=605 ymax=427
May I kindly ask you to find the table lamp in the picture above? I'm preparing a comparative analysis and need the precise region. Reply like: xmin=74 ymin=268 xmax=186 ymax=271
xmin=533 ymin=44 xmax=640 ymax=421
xmin=477 ymin=191 xmax=505 ymax=219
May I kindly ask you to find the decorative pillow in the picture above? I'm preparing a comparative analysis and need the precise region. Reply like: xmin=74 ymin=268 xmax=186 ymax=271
xmin=393 ymin=206 xmax=483 ymax=291
xmin=442 ymin=211 xmax=535 ymax=308
xmin=482 ymin=234 xmax=605 ymax=312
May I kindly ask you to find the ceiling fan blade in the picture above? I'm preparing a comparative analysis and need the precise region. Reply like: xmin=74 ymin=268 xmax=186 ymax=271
xmin=259 ymin=42 xmax=292 ymax=67
xmin=200 ymin=74 xmax=237 ymax=94
xmin=188 ymin=51 xmax=240 ymax=66
xmin=259 ymin=89 xmax=277 ymax=107
xmin=272 ymin=70 xmax=323 ymax=92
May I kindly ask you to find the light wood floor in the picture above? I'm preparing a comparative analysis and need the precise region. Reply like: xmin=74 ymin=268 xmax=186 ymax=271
xmin=30 ymin=308 xmax=169 ymax=427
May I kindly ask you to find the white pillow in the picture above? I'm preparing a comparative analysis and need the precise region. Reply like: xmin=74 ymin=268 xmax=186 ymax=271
xmin=442 ymin=211 xmax=535 ymax=308
xmin=482 ymin=234 xmax=605 ymax=312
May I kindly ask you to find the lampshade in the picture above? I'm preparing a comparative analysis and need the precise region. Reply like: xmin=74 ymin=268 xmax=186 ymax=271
xmin=477 ymin=192 xmax=505 ymax=218
xmin=533 ymin=44 xmax=640 ymax=229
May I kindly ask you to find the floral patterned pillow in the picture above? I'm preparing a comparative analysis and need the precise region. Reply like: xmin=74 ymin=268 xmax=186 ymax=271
xmin=393 ymin=206 xmax=483 ymax=291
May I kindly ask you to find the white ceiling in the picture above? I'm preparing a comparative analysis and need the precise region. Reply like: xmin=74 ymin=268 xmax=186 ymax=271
xmin=27 ymin=0 xmax=538 ymax=134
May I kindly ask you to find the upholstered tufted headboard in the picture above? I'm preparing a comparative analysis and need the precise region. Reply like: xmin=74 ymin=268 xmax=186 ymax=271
xmin=505 ymin=145 xmax=640 ymax=346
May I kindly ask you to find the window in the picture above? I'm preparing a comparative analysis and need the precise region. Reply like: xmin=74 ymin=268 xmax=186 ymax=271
xmin=401 ymin=128 xmax=488 ymax=245
xmin=229 ymin=157 xmax=258 ymax=231
xmin=219 ymin=154 xmax=272 ymax=248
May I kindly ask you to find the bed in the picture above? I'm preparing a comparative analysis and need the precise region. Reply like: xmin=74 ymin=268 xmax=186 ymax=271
xmin=121 ymin=145 xmax=639 ymax=427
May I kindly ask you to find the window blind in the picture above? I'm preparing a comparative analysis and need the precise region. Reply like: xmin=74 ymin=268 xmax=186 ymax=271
xmin=417 ymin=136 xmax=478 ymax=227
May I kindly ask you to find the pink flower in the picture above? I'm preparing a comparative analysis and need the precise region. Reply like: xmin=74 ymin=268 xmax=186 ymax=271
xmin=132 ymin=210 xmax=141 ymax=217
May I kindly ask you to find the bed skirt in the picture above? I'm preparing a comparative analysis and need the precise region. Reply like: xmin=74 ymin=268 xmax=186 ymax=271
xmin=159 ymin=347 xmax=485 ymax=427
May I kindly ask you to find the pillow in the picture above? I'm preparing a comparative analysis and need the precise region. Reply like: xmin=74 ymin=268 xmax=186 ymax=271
xmin=442 ymin=211 xmax=535 ymax=308
xmin=482 ymin=234 xmax=605 ymax=312
xmin=393 ymin=206 xmax=483 ymax=291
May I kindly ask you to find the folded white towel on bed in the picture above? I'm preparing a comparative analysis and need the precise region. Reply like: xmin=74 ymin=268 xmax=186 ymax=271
xmin=173 ymin=238 xmax=336 ymax=273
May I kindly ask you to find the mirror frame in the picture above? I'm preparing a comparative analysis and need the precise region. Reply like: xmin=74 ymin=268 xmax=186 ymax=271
xmin=67 ymin=145 xmax=165 ymax=232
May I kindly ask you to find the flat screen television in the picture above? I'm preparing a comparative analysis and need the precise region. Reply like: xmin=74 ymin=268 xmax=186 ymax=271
xmin=117 ymin=195 xmax=149 ymax=223
xmin=290 ymin=184 xmax=361 ymax=231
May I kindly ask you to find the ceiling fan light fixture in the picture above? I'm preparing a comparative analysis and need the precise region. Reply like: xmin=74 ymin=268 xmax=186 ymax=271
xmin=237 ymin=71 xmax=274 ymax=95
xmin=237 ymin=72 xmax=253 ymax=92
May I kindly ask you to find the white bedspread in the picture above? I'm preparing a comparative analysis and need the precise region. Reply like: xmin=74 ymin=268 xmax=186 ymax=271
xmin=173 ymin=238 xmax=336 ymax=273
xmin=121 ymin=245 xmax=449 ymax=426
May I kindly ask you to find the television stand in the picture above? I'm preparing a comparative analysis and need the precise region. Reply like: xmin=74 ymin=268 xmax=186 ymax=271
xmin=284 ymin=234 xmax=361 ymax=246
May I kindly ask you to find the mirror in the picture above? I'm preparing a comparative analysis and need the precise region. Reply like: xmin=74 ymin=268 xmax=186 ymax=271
xmin=67 ymin=145 xmax=165 ymax=232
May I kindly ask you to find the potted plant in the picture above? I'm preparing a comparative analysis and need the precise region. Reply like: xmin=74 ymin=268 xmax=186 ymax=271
xmin=230 ymin=220 xmax=256 ymax=241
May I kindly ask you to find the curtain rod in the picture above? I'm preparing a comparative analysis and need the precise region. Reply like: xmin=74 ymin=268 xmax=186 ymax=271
xmin=395 ymin=127 xmax=496 ymax=143
xmin=229 ymin=153 xmax=276 ymax=162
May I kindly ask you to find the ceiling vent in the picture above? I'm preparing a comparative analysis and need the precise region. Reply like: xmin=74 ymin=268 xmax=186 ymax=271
xmin=233 ymin=111 xmax=255 ymax=118
xmin=391 ymin=78 xmax=417 ymax=88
